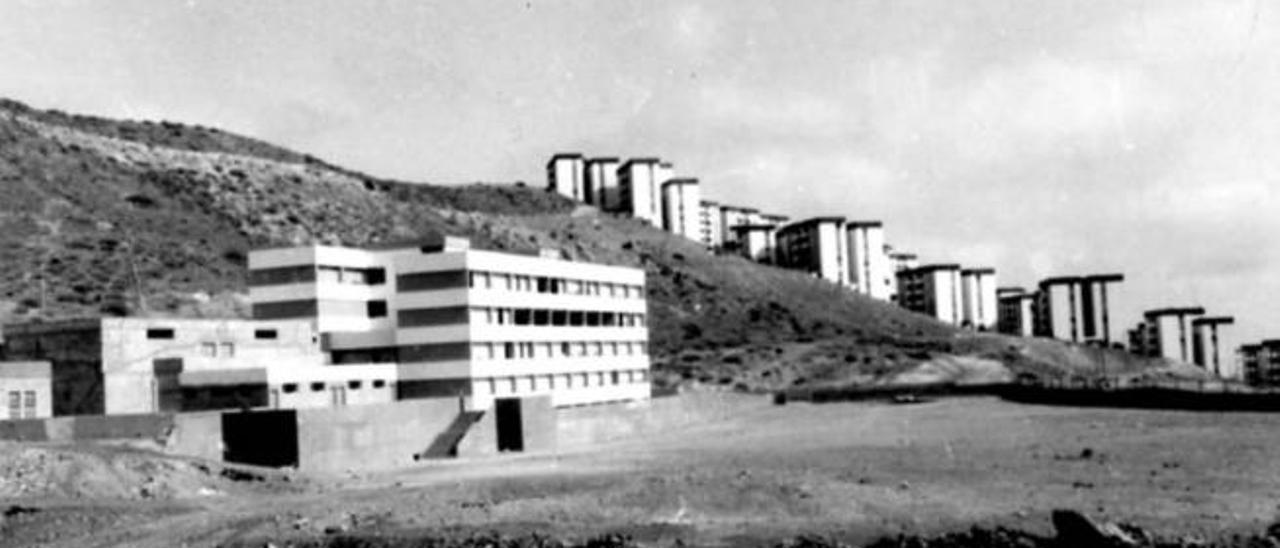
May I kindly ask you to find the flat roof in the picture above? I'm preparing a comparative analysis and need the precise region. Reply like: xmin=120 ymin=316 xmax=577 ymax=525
xmin=1039 ymin=276 xmax=1082 ymax=286
xmin=700 ymin=199 xmax=720 ymax=206
xmin=996 ymin=286 xmax=1026 ymax=295
xmin=1143 ymin=306 xmax=1207 ymax=318
xmin=1191 ymin=316 xmax=1235 ymax=326
xmin=1083 ymin=273 xmax=1125 ymax=282
xmin=780 ymin=216 xmax=846 ymax=231
xmin=889 ymin=252 xmax=917 ymax=259
xmin=901 ymin=263 xmax=961 ymax=274
xmin=585 ymin=156 xmax=620 ymax=163
xmin=619 ymin=157 xmax=661 ymax=167
xmin=961 ymin=267 xmax=996 ymax=275
xmin=547 ymin=152 xmax=585 ymax=163
xmin=730 ymin=224 xmax=778 ymax=233
xmin=845 ymin=220 xmax=883 ymax=228
xmin=1261 ymin=339 xmax=1280 ymax=348
xmin=661 ymin=178 xmax=698 ymax=187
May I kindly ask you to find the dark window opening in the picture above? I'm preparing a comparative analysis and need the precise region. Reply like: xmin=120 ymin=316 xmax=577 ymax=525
xmin=310 ymin=382 xmax=325 ymax=392
xmin=514 ymin=309 xmax=532 ymax=326
xmin=365 ymin=268 xmax=386 ymax=285
xmin=146 ymin=328 xmax=175 ymax=340
xmin=533 ymin=309 xmax=549 ymax=325
xmin=282 ymin=383 xmax=298 ymax=394
xmin=373 ymin=380 xmax=386 ymax=389
xmin=367 ymin=300 xmax=388 ymax=318
xmin=347 ymin=380 xmax=362 ymax=390
xmin=254 ymin=329 xmax=278 ymax=340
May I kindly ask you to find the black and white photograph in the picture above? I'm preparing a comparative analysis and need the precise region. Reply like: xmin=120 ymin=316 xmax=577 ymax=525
xmin=0 ymin=1 xmax=1277 ymax=546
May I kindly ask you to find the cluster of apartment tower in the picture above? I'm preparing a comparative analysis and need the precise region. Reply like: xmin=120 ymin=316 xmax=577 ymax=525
xmin=0 ymin=235 xmax=652 ymax=420
xmin=548 ymin=152 xmax=1270 ymax=386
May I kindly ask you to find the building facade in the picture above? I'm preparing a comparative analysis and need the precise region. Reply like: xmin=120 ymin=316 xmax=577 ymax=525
xmin=774 ymin=217 xmax=848 ymax=284
xmin=660 ymin=178 xmax=701 ymax=242
xmin=718 ymin=205 xmax=761 ymax=250
xmin=0 ymin=361 xmax=52 ymax=419
xmin=249 ymin=237 xmax=651 ymax=411
xmin=585 ymin=157 xmax=620 ymax=209
xmin=1033 ymin=277 xmax=1081 ymax=341
xmin=698 ymin=200 xmax=723 ymax=250
xmin=896 ymin=264 xmax=962 ymax=325
xmin=960 ymin=268 xmax=998 ymax=330
xmin=617 ymin=158 xmax=662 ymax=226
xmin=996 ymin=287 xmax=1035 ymax=336
xmin=1191 ymin=316 xmax=1237 ymax=379
xmin=730 ymin=224 xmax=777 ymax=264
xmin=546 ymin=153 xmax=586 ymax=202
xmin=1131 ymin=307 xmax=1206 ymax=363
xmin=846 ymin=221 xmax=894 ymax=301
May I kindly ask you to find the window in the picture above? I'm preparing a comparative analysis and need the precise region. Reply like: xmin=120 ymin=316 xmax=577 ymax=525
xmin=592 ymin=342 xmax=603 ymax=356
xmin=200 ymin=342 xmax=217 ymax=357
xmin=146 ymin=328 xmax=175 ymax=340
xmin=220 ymin=342 xmax=235 ymax=358
xmin=561 ymin=342 xmax=571 ymax=357
xmin=282 ymin=383 xmax=298 ymax=394
xmin=372 ymin=380 xmax=386 ymax=389
xmin=611 ymin=371 xmax=621 ymax=385
xmin=22 ymin=391 xmax=35 ymax=418
xmin=488 ymin=378 xmax=497 ymax=394
xmin=504 ymin=342 xmax=516 ymax=359
xmin=310 ymin=382 xmax=325 ymax=392
xmin=7 ymin=391 xmax=19 ymax=419
xmin=366 ymin=268 xmax=386 ymax=285
xmin=254 ymin=329 xmax=278 ymax=340
xmin=367 ymin=300 xmax=388 ymax=318
xmin=348 ymin=380 xmax=362 ymax=390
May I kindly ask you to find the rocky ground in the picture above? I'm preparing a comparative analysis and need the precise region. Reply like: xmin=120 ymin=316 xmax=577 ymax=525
xmin=2 ymin=394 xmax=1280 ymax=547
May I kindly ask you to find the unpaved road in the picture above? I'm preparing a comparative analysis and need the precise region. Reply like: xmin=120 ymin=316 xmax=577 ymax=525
xmin=4 ymin=394 xmax=1280 ymax=547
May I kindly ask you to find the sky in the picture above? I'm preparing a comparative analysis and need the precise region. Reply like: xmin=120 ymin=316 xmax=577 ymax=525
xmin=1 ymin=0 xmax=1276 ymax=345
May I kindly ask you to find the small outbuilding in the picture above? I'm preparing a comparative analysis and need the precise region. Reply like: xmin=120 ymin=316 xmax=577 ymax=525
xmin=0 ymin=361 xmax=53 ymax=420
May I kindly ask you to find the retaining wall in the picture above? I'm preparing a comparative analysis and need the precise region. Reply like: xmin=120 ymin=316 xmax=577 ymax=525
xmin=555 ymin=392 xmax=748 ymax=449
xmin=295 ymin=397 xmax=462 ymax=471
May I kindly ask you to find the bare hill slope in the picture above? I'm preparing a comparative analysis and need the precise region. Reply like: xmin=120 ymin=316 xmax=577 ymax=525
xmin=0 ymin=98 xmax=1178 ymax=387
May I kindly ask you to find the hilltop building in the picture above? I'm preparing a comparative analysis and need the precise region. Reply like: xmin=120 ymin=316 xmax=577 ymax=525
xmin=719 ymin=205 xmax=761 ymax=251
xmin=1076 ymin=274 xmax=1125 ymax=345
xmin=1031 ymin=274 xmax=1124 ymax=344
xmin=759 ymin=213 xmax=790 ymax=228
xmin=697 ymin=200 xmax=723 ymax=250
xmin=996 ymin=287 xmax=1035 ymax=336
xmin=546 ymin=153 xmax=586 ymax=202
xmin=660 ymin=178 xmax=701 ymax=242
xmin=774 ymin=217 xmax=848 ymax=284
xmin=896 ymin=264 xmax=962 ymax=325
xmin=1239 ymin=343 xmax=1278 ymax=387
xmin=730 ymin=224 xmax=778 ymax=263
xmin=959 ymin=268 xmax=998 ymax=330
xmin=617 ymin=158 xmax=663 ymax=226
xmin=1191 ymin=317 xmax=1238 ymax=379
xmin=846 ymin=221 xmax=894 ymax=301
xmin=1130 ymin=307 xmax=1206 ymax=363
xmin=585 ymin=157 xmax=620 ymax=210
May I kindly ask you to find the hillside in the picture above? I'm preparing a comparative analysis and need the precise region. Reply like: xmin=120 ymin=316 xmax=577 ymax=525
xmin=0 ymin=98 xmax=1186 ymax=388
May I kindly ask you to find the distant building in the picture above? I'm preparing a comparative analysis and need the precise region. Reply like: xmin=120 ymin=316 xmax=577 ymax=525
xmin=896 ymin=264 xmax=962 ymax=325
xmin=1132 ymin=307 xmax=1206 ymax=363
xmin=660 ymin=178 xmax=701 ymax=242
xmin=730 ymin=224 xmax=777 ymax=263
xmin=846 ymin=221 xmax=894 ymax=301
xmin=759 ymin=213 xmax=790 ymax=227
xmin=719 ymin=205 xmax=760 ymax=250
xmin=774 ymin=217 xmax=848 ymax=284
xmin=1191 ymin=317 xmax=1238 ymax=379
xmin=960 ymin=268 xmax=998 ymax=330
xmin=697 ymin=200 xmax=723 ymax=250
xmin=1033 ymin=277 xmax=1082 ymax=341
xmin=585 ymin=157 xmax=621 ymax=210
xmin=996 ymin=287 xmax=1035 ymax=336
xmin=1240 ymin=343 xmax=1268 ymax=386
xmin=546 ymin=153 xmax=586 ymax=202
xmin=1077 ymin=274 xmax=1124 ymax=345
xmin=617 ymin=158 xmax=663 ymax=226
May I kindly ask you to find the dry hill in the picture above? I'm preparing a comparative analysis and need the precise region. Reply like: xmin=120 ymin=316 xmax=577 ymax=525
xmin=0 ymin=98 xmax=1188 ymax=389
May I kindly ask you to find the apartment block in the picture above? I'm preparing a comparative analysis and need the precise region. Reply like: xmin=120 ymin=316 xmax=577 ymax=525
xmin=996 ymin=287 xmax=1035 ymax=336
xmin=617 ymin=158 xmax=663 ymax=226
xmin=698 ymin=200 xmax=723 ymax=250
xmin=719 ymin=204 xmax=761 ymax=250
xmin=585 ymin=157 xmax=621 ymax=209
xmin=759 ymin=213 xmax=790 ymax=227
xmin=1033 ymin=277 xmax=1082 ymax=341
xmin=249 ymin=237 xmax=651 ymax=411
xmin=1240 ymin=343 xmax=1274 ymax=387
xmin=661 ymin=178 xmax=701 ymax=242
xmin=1077 ymin=274 xmax=1124 ymax=345
xmin=546 ymin=153 xmax=586 ymax=202
xmin=730 ymin=224 xmax=777 ymax=263
xmin=896 ymin=264 xmax=962 ymax=325
xmin=1191 ymin=316 xmax=1238 ymax=379
xmin=959 ymin=268 xmax=998 ymax=330
xmin=846 ymin=221 xmax=894 ymax=301
xmin=774 ymin=217 xmax=848 ymax=284
xmin=1132 ymin=307 xmax=1206 ymax=363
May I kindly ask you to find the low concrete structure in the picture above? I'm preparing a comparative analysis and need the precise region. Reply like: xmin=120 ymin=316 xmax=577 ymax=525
xmin=0 ymin=361 xmax=52 ymax=419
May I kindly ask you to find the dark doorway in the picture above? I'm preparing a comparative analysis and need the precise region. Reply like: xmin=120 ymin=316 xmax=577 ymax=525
xmin=221 ymin=410 xmax=299 ymax=468
xmin=494 ymin=398 xmax=524 ymax=452
xmin=153 ymin=358 xmax=183 ymax=412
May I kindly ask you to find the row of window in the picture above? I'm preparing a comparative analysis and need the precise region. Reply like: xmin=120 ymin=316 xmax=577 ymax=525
xmin=145 ymin=328 xmax=279 ymax=340
xmin=279 ymin=378 xmax=389 ymax=394
xmin=6 ymin=390 xmax=37 ymax=419
xmin=469 ymin=307 xmax=646 ymax=328
xmin=199 ymin=341 xmax=237 ymax=358
xmin=467 ymin=270 xmax=643 ymax=299
xmin=485 ymin=369 xmax=649 ymax=395
xmin=472 ymin=340 xmax=649 ymax=360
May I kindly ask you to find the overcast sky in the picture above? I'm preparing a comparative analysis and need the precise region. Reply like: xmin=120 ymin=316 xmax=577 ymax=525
xmin=2 ymin=0 xmax=1275 ymax=344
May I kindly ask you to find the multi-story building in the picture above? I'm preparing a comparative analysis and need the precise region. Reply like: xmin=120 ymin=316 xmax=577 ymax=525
xmin=774 ymin=217 xmax=848 ymax=284
xmin=886 ymin=249 xmax=919 ymax=304
xmin=960 ymin=268 xmax=998 ymax=330
xmin=719 ymin=204 xmax=760 ymax=250
xmin=996 ymin=287 xmax=1035 ymax=336
xmin=249 ymin=236 xmax=651 ymax=410
xmin=585 ymin=157 xmax=621 ymax=209
xmin=617 ymin=158 xmax=663 ymax=226
xmin=896 ymin=264 xmax=962 ymax=325
xmin=1191 ymin=316 xmax=1237 ymax=378
xmin=546 ymin=153 xmax=586 ymax=202
xmin=1240 ymin=343 xmax=1267 ymax=386
xmin=660 ymin=178 xmax=701 ymax=242
xmin=730 ymin=224 xmax=777 ymax=263
xmin=1131 ymin=307 xmax=1206 ymax=363
xmin=1077 ymin=274 xmax=1124 ymax=345
xmin=759 ymin=213 xmax=790 ymax=227
xmin=698 ymin=200 xmax=723 ymax=250
xmin=845 ymin=221 xmax=894 ymax=301
xmin=1033 ymin=277 xmax=1081 ymax=341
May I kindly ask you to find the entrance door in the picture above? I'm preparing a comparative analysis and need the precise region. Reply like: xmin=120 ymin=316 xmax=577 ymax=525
xmin=494 ymin=398 xmax=524 ymax=452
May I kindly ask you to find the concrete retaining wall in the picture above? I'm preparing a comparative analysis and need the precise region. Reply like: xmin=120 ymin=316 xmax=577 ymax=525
xmin=555 ymin=391 xmax=748 ymax=449
xmin=164 ymin=411 xmax=224 ymax=461
xmin=0 ymin=412 xmax=178 ymax=443
xmin=295 ymin=398 xmax=461 ymax=472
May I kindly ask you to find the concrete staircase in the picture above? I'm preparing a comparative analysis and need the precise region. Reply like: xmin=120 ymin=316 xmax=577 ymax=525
xmin=416 ymin=410 xmax=483 ymax=459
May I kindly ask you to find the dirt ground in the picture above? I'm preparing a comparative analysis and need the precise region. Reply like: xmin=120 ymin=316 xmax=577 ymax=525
xmin=4 ymin=394 xmax=1280 ymax=547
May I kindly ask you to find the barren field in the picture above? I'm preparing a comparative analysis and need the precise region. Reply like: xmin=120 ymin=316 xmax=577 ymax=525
xmin=4 ymin=394 xmax=1280 ymax=547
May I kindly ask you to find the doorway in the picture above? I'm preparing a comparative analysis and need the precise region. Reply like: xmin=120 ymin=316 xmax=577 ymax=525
xmin=494 ymin=398 xmax=524 ymax=452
